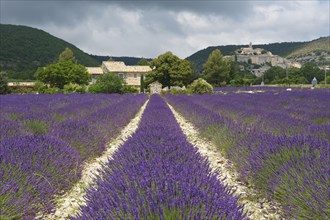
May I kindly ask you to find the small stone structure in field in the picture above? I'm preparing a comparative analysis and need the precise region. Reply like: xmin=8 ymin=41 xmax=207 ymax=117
xmin=149 ymin=81 xmax=162 ymax=94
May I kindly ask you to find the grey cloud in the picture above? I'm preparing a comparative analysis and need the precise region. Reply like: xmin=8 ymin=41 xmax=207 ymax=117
xmin=1 ymin=1 xmax=252 ymax=26
xmin=1 ymin=1 xmax=106 ymax=26
xmin=0 ymin=0 xmax=328 ymax=58
xmin=112 ymin=0 xmax=253 ymax=17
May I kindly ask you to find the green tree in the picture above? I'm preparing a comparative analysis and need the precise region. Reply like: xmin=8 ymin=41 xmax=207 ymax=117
xmin=0 ymin=71 xmax=10 ymax=94
xmin=35 ymin=47 xmax=89 ymax=89
xmin=262 ymin=66 xmax=286 ymax=84
xmin=88 ymin=72 xmax=124 ymax=94
xmin=58 ymin=48 xmax=76 ymax=62
xmin=140 ymin=74 xmax=145 ymax=93
xmin=35 ymin=60 xmax=90 ymax=89
xmin=188 ymin=78 xmax=213 ymax=94
xmin=146 ymin=51 xmax=194 ymax=89
xmin=203 ymin=49 xmax=231 ymax=86
xmin=300 ymin=63 xmax=324 ymax=82
xmin=137 ymin=58 xmax=150 ymax=66
xmin=286 ymin=67 xmax=308 ymax=84
xmin=227 ymin=62 xmax=257 ymax=86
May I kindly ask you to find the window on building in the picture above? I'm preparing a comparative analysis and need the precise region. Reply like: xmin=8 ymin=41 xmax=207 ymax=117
xmin=118 ymin=73 xmax=125 ymax=79
xmin=134 ymin=73 xmax=137 ymax=78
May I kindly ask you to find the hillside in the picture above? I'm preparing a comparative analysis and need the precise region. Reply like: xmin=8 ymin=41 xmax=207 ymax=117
xmin=0 ymin=24 xmax=100 ymax=80
xmin=286 ymin=37 xmax=330 ymax=66
xmin=186 ymin=40 xmax=316 ymax=74
xmin=91 ymin=55 xmax=153 ymax=65
xmin=287 ymin=37 xmax=330 ymax=57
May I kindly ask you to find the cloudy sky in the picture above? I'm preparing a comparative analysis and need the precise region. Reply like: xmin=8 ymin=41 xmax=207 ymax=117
xmin=1 ymin=0 xmax=329 ymax=58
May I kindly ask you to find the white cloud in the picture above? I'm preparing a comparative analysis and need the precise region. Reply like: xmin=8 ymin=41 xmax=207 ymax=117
xmin=247 ymin=1 xmax=329 ymax=41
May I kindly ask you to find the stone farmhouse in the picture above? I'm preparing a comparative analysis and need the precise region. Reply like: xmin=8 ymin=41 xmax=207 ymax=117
xmin=86 ymin=61 xmax=151 ymax=91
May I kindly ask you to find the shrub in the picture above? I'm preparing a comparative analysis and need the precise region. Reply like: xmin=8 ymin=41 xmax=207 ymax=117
xmin=63 ymin=83 xmax=86 ymax=94
xmin=0 ymin=119 xmax=25 ymax=140
xmin=88 ymin=73 xmax=123 ymax=94
xmin=34 ymin=81 xmax=48 ymax=94
xmin=160 ymin=88 xmax=189 ymax=96
xmin=50 ymin=119 xmax=106 ymax=161
xmin=188 ymin=78 xmax=213 ymax=94
xmin=44 ymin=87 xmax=61 ymax=94
xmin=10 ymin=87 xmax=34 ymax=94
xmin=120 ymin=85 xmax=139 ymax=94
xmin=0 ymin=71 xmax=10 ymax=94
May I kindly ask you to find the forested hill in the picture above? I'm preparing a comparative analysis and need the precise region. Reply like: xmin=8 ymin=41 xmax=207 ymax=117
xmin=0 ymin=24 xmax=100 ymax=79
xmin=91 ymin=55 xmax=152 ymax=65
xmin=185 ymin=41 xmax=307 ymax=73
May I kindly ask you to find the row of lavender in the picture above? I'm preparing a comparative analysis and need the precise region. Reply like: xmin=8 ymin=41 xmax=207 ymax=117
xmin=213 ymin=86 xmax=313 ymax=94
xmin=165 ymin=89 xmax=329 ymax=219
xmin=73 ymin=95 xmax=248 ymax=219
xmin=0 ymin=94 xmax=147 ymax=219
xmin=194 ymin=89 xmax=329 ymax=138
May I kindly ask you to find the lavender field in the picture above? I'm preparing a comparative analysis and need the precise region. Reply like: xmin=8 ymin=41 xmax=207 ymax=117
xmin=74 ymin=95 xmax=247 ymax=219
xmin=1 ymin=88 xmax=329 ymax=219
xmin=166 ymin=88 xmax=330 ymax=219
xmin=0 ymin=94 xmax=147 ymax=219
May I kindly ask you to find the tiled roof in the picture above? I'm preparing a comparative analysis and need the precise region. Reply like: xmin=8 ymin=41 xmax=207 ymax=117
xmin=86 ymin=67 xmax=103 ymax=75
xmin=103 ymin=61 xmax=151 ymax=73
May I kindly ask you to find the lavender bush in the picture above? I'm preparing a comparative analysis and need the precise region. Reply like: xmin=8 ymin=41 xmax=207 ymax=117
xmin=74 ymin=95 xmax=247 ymax=219
xmin=50 ymin=119 xmax=107 ymax=161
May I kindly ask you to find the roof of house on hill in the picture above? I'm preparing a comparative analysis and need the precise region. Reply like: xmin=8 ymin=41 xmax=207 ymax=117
xmin=103 ymin=61 xmax=151 ymax=73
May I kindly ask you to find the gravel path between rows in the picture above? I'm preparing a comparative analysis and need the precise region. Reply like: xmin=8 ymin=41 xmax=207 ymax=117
xmin=36 ymin=100 xmax=149 ymax=220
xmin=167 ymin=103 xmax=285 ymax=220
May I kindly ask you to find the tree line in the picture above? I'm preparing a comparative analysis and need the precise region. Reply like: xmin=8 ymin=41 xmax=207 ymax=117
xmin=1 ymin=48 xmax=328 ymax=94
xmin=145 ymin=49 xmax=328 ymax=89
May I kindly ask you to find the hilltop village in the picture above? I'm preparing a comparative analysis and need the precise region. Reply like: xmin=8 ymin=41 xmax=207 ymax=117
xmin=232 ymin=43 xmax=301 ymax=76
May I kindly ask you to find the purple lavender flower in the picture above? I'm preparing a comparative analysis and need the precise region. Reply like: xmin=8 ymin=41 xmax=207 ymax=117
xmin=0 ymin=135 xmax=82 ymax=219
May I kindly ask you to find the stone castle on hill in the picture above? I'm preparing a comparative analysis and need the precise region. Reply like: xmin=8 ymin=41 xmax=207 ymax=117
xmin=233 ymin=43 xmax=301 ymax=76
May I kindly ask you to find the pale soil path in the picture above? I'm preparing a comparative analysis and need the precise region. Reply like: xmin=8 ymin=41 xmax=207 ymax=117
xmin=36 ymin=100 xmax=149 ymax=220
xmin=167 ymin=103 xmax=285 ymax=220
